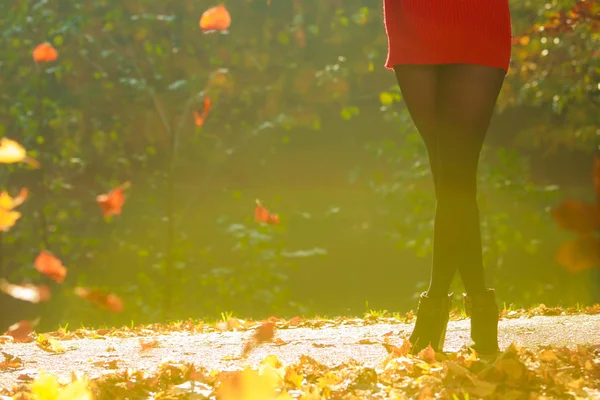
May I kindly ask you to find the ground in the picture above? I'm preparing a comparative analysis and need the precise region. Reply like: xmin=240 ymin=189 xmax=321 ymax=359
xmin=1 ymin=306 xmax=599 ymax=399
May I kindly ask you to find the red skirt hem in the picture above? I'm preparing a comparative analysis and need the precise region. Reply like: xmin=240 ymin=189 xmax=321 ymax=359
xmin=383 ymin=0 xmax=512 ymax=74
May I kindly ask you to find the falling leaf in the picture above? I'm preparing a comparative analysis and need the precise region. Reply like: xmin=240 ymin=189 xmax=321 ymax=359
xmin=7 ymin=320 xmax=37 ymax=342
xmin=32 ymin=43 xmax=58 ymax=63
xmin=242 ymin=322 xmax=276 ymax=358
xmin=0 ymin=138 xmax=39 ymax=168
xmin=34 ymin=251 xmax=67 ymax=284
xmin=255 ymin=199 xmax=280 ymax=225
xmin=0 ymin=279 xmax=50 ymax=303
xmin=555 ymin=235 xmax=600 ymax=272
xmin=199 ymin=5 xmax=232 ymax=32
xmin=74 ymin=287 xmax=124 ymax=313
xmin=0 ymin=187 xmax=29 ymax=232
xmin=193 ymin=96 xmax=212 ymax=127
xmin=36 ymin=334 xmax=66 ymax=354
xmin=96 ymin=181 xmax=131 ymax=218
xmin=551 ymin=200 xmax=600 ymax=235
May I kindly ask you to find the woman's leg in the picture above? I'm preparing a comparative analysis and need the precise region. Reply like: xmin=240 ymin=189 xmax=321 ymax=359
xmin=435 ymin=64 xmax=505 ymax=296
xmin=394 ymin=65 xmax=454 ymax=353
xmin=394 ymin=65 xmax=458 ymax=297
xmin=435 ymin=64 xmax=506 ymax=354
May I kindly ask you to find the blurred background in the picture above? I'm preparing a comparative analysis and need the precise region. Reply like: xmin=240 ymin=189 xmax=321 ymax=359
xmin=0 ymin=0 xmax=599 ymax=331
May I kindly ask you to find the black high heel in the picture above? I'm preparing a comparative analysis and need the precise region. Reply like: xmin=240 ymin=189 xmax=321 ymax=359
xmin=463 ymin=288 xmax=500 ymax=354
xmin=409 ymin=292 xmax=453 ymax=354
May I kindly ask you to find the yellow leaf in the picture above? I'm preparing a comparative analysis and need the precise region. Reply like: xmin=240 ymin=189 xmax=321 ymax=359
xmin=57 ymin=379 xmax=92 ymax=400
xmin=0 ymin=138 xmax=40 ymax=168
xmin=36 ymin=335 xmax=66 ymax=354
xmin=31 ymin=372 xmax=60 ymax=400
xmin=538 ymin=349 xmax=558 ymax=362
xmin=284 ymin=366 xmax=303 ymax=389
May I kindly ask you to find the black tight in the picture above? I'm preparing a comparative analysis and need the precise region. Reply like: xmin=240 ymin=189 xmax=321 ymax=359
xmin=394 ymin=64 xmax=506 ymax=297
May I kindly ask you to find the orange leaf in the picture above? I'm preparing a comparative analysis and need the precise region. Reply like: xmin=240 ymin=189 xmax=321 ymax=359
xmin=0 ymin=279 xmax=50 ymax=303
xmin=593 ymin=154 xmax=600 ymax=204
xmin=96 ymin=181 xmax=131 ymax=218
xmin=193 ymin=96 xmax=212 ymax=127
xmin=7 ymin=320 xmax=37 ymax=343
xmin=551 ymin=200 xmax=600 ymax=235
xmin=139 ymin=338 xmax=160 ymax=352
xmin=418 ymin=344 xmax=437 ymax=363
xmin=382 ymin=338 xmax=411 ymax=357
xmin=74 ymin=287 xmax=124 ymax=313
xmin=241 ymin=321 xmax=276 ymax=358
xmin=254 ymin=199 xmax=280 ymax=225
xmin=555 ymin=235 xmax=600 ymax=272
xmin=32 ymin=43 xmax=58 ymax=63
xmin=199 ymin=5 xmax=231 ymax=32
xmin=34 ymin=251 xmax=67 ymax=284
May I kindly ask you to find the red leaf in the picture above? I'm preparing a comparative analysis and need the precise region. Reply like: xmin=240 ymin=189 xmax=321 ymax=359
xmin=74 ymin=287 xmax=124 ymax=313
xmin=7 ymin=320 xmax=37 ymax=342
xmin=0 ymin=279 xmax=50 ymax=303
xmin=555 ymin=235 xmax=600 ymax=272
xmin=97 ymin=181 xmax=131 ymax=218
xmin=32 ymin=43 xmax=58 ymax=63
xmin=254 ymin=199 xmax=280 ymax=225
xmin=551 ymin=200 xmax=600 ymax=235
xmin=199 ymin=5 xmax=231 ymax=32
xmin=34 ymin=251 xmax=67 ymax=284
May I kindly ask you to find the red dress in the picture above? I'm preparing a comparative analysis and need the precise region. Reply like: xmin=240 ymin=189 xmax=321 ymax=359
xmin=383 ymin=0 xmax=512 ymax=73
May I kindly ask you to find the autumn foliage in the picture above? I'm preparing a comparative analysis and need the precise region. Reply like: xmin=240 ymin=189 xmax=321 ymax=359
xmin=551 ymin=155 xmax=600 ymax=272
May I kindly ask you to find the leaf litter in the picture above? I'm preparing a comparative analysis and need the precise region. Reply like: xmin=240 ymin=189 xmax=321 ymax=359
xmin=0 ymin=312 xmax=599 ymax=399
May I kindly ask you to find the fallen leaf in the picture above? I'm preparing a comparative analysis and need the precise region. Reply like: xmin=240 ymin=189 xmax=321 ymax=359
xmin=0 ymin=138 xmax=39 ymax=168
xmin=32 ymin=43 xmax=58 ymax=63
xmin=74 ymin=287 xmax=124 ymax=313
xmin=382 ymin=339 xmax=411 ymax=357
xmin=0 ymin=279 xmax=50 ymax=303
xmin=96 ymin=181 xmax=131 ymax=218
xmin=7 ymin=320 xmax=37 ymax=342
xmin=418 ymin=344 xmax=436 ymax=363
xmin=255 ymin=199 xmax=280 ymax=225
xmin=0 ymin=352 xmax=23 ymax=371
xmin=199 ymin=5 xmax=231 ymax=32
xmin=36 ymin=334 xmax=66 ymax=354
xmin=34 ymin=251 xmax=67 ymax=283
xmin=140 ymin=338 xmax=160 ymax=352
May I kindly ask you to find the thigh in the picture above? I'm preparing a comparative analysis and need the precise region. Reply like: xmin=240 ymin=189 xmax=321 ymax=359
xmin=393 ymin=65 xmax=440 ymax=151
xmin=436 ymin=64 xmax=506 ymax=176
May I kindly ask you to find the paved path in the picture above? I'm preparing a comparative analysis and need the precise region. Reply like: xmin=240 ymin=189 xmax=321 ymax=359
xmin=1 ymin=314 xmax=599 ymax=390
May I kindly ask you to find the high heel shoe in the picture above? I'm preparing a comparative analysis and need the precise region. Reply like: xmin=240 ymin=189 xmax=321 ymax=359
xmin=463 ymin=288 xmax=500 ymax=354
xmin=409 ymin=292 xmax=453 ymax=354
